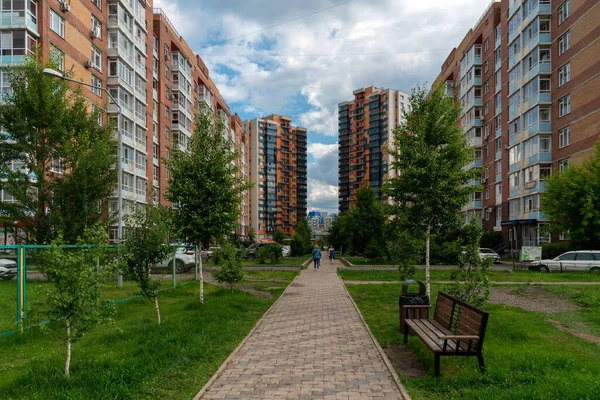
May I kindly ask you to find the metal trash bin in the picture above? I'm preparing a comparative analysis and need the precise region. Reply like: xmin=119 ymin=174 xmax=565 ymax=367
xmin=399 ymin=280 xmax=430 ymax=333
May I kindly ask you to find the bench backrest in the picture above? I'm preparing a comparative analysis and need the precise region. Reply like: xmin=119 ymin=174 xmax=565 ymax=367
xmin=434 ymin=292 xmax=490 ymax=350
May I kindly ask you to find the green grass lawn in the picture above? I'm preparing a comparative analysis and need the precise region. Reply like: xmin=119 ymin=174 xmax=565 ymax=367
xmin=0 ymin=271 xmax=296 ymax=399
xmin=339 ymin=268 xmax=600 ymax=283
xmin=202 ymin=257 xmax=308 ymax=267
xmin=346 ymin=283 xmax=600 ymax=399
xmin=343 ymin=257 xmax=399 ymax=266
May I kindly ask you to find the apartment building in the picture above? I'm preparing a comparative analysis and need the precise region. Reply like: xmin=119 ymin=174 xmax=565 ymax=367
xmin=338 ymin=87 xmax=409 ymax=213
xmin=244 ymin=115 xmax=307 ymax=240
xmin=433 ymin=0 xmax=600 ymax=247
xmin=0 ymin=1 xmax=252 ymax=242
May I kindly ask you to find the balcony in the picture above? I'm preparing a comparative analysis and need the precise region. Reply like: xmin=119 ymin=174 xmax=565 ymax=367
xmin=495 ymin=101 xmax=502 ymax=115
xmin=522 ymin=33 xmax=552 ymax=57
xmin=524 ymin=151 xmax=552 ymax=167
xmin=495 ymin=57 xmax=501 ymax=72
xmin=522 ymin=92 xmax=551 ymax=112
xmin=463 ymin=200 xmax=483 ymax=211
xmin=495 ymin=150 xmax=502 ymax=161
xmin=523 ymin=61 xmax=551 ymax=84
xmin=509 ymin=77 xmax=522 ymax=95
xmin=0 ymin=11 xmax=38 ymax=32
xmin=508 ymin=0 xmax=520 ymax=19
xmin=466 ymin=159 xmax=483 ymax=170
xmin=495 ymin=126 xmax=502 ymax=138
xmin=469 ymin=136 xmax=483 ymax=148
xmin=524 ymin=180 xmax=546 ymax=194
xmin=496 ymin=172 xmax=502 ymax=183
xmin=509 ymin=134 xmax=518 ymax=147
xmin=464 ymin=118 xmax=483 ymax=131
xmin=522 ymin=121 xmax=552 ymax=139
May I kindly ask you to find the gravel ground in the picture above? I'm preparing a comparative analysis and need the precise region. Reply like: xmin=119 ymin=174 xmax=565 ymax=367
xmin=489 ymin=286 xmax=580 ymax=313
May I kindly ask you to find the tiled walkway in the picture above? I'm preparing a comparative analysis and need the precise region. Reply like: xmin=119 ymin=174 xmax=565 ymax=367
xmin=195 ymin=260 xmax=408 ymax=400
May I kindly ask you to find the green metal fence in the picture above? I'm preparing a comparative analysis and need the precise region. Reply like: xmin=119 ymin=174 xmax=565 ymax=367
xmin=0 ymin=244 xmax=200 ymax=337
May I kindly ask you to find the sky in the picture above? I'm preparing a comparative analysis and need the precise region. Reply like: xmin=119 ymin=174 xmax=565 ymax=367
xmin=153 ymin=0 xmax=493 ymax=215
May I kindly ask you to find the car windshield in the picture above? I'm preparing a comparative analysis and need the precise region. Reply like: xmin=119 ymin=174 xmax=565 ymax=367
xmin=480 ymin=249 xmax=493 ymax=253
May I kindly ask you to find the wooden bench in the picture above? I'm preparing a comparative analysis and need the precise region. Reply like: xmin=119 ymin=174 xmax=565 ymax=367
xmin=403 ymin=292 xmax=489 ymax=377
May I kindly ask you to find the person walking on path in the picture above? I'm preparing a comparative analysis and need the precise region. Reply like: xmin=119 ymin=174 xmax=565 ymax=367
xmin=312 ymin=244 xmax=322 ymax=270
xmin=329 ymin=247 xmax=335 ymax=264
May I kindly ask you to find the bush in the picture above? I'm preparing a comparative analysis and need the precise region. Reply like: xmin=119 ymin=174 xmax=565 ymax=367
xmin=266 ymin=244 xmax=283 ymax=264
xmin=212 ymin=243 xmax=244 ymax=290
xmin=480 ymin=230 xmax=504 ymax=249
xmin=256 ymin=247 xmax=268 ymax=264
xmin=541 ymin=242 xmax=575 ymax=259
xmin=364 ymin=239 xmax=383 ymax=260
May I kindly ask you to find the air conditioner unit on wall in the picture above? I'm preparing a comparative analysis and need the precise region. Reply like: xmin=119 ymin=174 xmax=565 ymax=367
xmin=60 ymin=1 xmax=70 ymax=12
xmin=84 ymin=60 xmax=92 ymax=68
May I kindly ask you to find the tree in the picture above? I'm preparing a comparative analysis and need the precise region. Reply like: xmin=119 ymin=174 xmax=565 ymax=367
xmin=542 ymin=141 xmax=600 ymax=249
xmin=213 ymin=242 xmax=244 ymax=290
xmin=36 ymin=226 xmax=117 ymax=377
xmin=0 ymin=57 xmax=117 ymax=244
xmin=386 ymin=85 xmax=480 ymax=297
xmin=291 ymin=219 xmax=313 ymax=256
xmin=480 ymin=230 xmax=504 ymax=249
xmin=272 ymin=229 xmax=287 ymax=245
xmin=166 ymin=110 xmax=250 ymax=304
xmin=445 ymin=219 xmax=491 ymax=307
xmin=344 ymin=187 xmax=387 ymax=256
xmin=119 ymin=205 xmax=174 ymax=325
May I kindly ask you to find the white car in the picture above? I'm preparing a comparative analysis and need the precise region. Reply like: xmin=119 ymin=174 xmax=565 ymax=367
xmin=479 ymin=248 xmax=500 ymax=263
xmin=0 ymin=259 xmax=17 ymax=281
xmin=532 ymin=251 xmax=600 ymax=273
xmin=155 ymin=247 xmax=196 ymax=273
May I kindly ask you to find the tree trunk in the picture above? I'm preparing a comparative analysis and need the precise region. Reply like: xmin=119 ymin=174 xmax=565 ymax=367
xmin=153 ymin=293 xmax=161 ymax=325
xmin=65 ymin=319 xmax=72 ymax=377
xmin=425 ymin=226 xmax=431 ymax=299
xmin=198 ymin=241 xmax=204 ymax=305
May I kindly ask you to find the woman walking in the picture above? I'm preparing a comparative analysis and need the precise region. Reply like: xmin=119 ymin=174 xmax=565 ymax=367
xmin=329 ymin=247 xmax=335 ymax=264
xmin=312 ymin=244 xmax=322 ymax=270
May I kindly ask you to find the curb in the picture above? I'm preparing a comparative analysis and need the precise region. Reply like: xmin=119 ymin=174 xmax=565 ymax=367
xmin=340 ymin=276 xmax=412 ymax=399
xmin=192 ymin=271 xmax=302 ymax=399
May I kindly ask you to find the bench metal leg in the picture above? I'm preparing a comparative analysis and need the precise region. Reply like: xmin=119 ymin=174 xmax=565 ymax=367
xmin=477 ymin=352 xmax=486 ymax=372
xmin=403 ymin=325 xmax=409 ymax=344
xmin=434 ymin=354 xmax=440 ymax=378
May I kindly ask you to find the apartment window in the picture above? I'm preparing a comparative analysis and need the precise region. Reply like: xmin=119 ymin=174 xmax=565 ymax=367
xmin=484 ymin=124 xmax=490 ymax=138
xmin=540 ymin=136 xmax=551 ymax=153
xmin=484 ymin=59 xmax=489 ymax=73
xmin=91 ymin=45 xmax=102 ymax=71
xmin=484 ymin=102 xmax=489 ymax=116
xmin=484 ymin=144 xmax=489 ymax=158
xmin=558 ymin=31 xmax=570 ymax=55
xmin=558 ymin=63 xmax=570 ymax=86
xmin=559 ymin=126 xmax=570 ymax=148
xmin=92 ymin=0 xmax=101 ymax=9
xmin=559 ymin=158 xmax=569 ymax=173
xmin=540 ymin=165 xmax=551 ymax=181
xmin=50 ymin=45 xmax=64 ymax=71
xmin=485 ymin=187 xmax=490 ymax=200
xmin=559 ymin=231 xmax=568 ymax=241
xmin=494 ymin=47 xmax=501 ymax=65
xmin=91 ymin=104 xmax=102 ymax=125
xmin=164 ymin=65 xmax=169 ymax=79
xmin=91 ymin=15 xmax=102 ymax=39
xmin=495 ymin=137 xmax=502 ymax=153
xmin=558 ymin=0 xmax=570 ymax=25
xmin=50 ymin=9 xmax=64 ymax=38
xmin=91 ymin=75 xmax=102 ymax=97
xmin=165 ymin=126 xmax=169 ymax=139
xmin=484 ymin=80 xmax=489 ymax=94
xmin=559 ymin=95 xmax=571 ymax=117
xmin=540 ymin=107 xmax=550 ymax=122
xmin=494 ymin=114 xmax=502 ymax=130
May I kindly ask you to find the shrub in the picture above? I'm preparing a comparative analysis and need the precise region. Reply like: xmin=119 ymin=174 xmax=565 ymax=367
xmin=266 ymin=244 xmax=283 ymax=264
xmin=212 ymin=243 xmax=244 ymax=290
xmin=541 ymin=242 xmax=575 ymax=259
xmin=480 ymin=230 xmax=504 ymax=249
xmin=256 ymin=247 xmax=268 ymax=264
xmin=364 ymin=239 xmax=383 ymax=260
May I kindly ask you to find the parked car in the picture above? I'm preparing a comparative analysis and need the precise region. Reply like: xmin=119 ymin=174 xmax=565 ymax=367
xmin=282 ymin=245 xmax=291 ymax=257
xmin=531 ymin=251 xmax=600 ymax=273
xmin=0 ymin=259 xmax=17 ymax=281
xmin=201 ymin=246 xmax=221 ymax=260
xmin=155 ymin=246 xmax=196 ymax=273
xmin=479 ymin=248 xmax=500 ymax=264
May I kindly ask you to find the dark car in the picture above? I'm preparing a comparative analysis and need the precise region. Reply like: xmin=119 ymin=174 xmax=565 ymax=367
xmin=246 ymin=242 xmax=277 ymax=259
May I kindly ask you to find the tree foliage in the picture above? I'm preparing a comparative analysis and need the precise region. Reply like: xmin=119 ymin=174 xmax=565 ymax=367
xmin=36 ymin=226 xmax=117 ymax=376
xmin=166 ymin=109 xmax=250 ymax=303
xmin=272 ymin=230 xmax=287 ymax=245
xmin=446 ymin=220 xmax=491 ymax=308
xmin=0 ymin=57 xmax=117 ymax=244
xmin=542 ymin=141 xmax=600 ymax=249
xmin=291 ymin=219 xmax=313 ymax=256
xmin=212 ymin=242 xmax=244 ymax=291
xmin=119 ymin=205 xmax=174 ymax=325
xmin=385 ymin=85 xmax=480 ymax=296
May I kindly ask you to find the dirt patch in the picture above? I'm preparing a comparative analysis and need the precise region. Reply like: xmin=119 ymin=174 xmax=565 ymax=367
xmin=384 ymin=343 xmax=427 ymax=378
xmin=548 ymin=320 xmax=600 ymax=346
xmin=489 ymin=286 xmax=580 ymax=313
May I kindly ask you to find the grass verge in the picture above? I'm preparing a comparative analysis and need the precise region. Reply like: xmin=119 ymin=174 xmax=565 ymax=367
xmin=346 ymin=282 xmax=600 ymax=399
xmin=0 ymin=272 xmax=296 ymax=399
xmin=339 ymin=268 xmax=600 ymax=283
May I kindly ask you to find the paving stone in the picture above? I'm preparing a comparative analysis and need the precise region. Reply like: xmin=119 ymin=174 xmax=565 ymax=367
xmin=198 ymin=260 xmax=407 ymax=399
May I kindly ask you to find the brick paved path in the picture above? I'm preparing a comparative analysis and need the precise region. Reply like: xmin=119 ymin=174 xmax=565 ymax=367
xmin=195 ymin=260 xmax=408 ymax=400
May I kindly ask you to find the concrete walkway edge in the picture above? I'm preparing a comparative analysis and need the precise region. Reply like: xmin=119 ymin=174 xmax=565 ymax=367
xmin=193 ymin=272 xmax=303 ymax=400
xmin=342 ymin=282 xmax=412 ymax=400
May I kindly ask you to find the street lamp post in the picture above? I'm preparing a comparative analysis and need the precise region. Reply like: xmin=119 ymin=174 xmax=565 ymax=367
xmin=43 ymin=68 xmax=124 ymax=286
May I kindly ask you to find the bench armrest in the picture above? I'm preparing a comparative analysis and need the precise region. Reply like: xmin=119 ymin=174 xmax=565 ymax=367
xmin=403 ymin=305 xmax=431 ymax=309
xmin=438 ymin=334 xmax=479 ymax=340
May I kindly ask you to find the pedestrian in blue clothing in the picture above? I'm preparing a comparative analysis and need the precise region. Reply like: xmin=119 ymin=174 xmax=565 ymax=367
xmin=312 ymin=244 xmax=322 ymax=270
xmin=328 ymin=247 xmax=335 ymax=264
